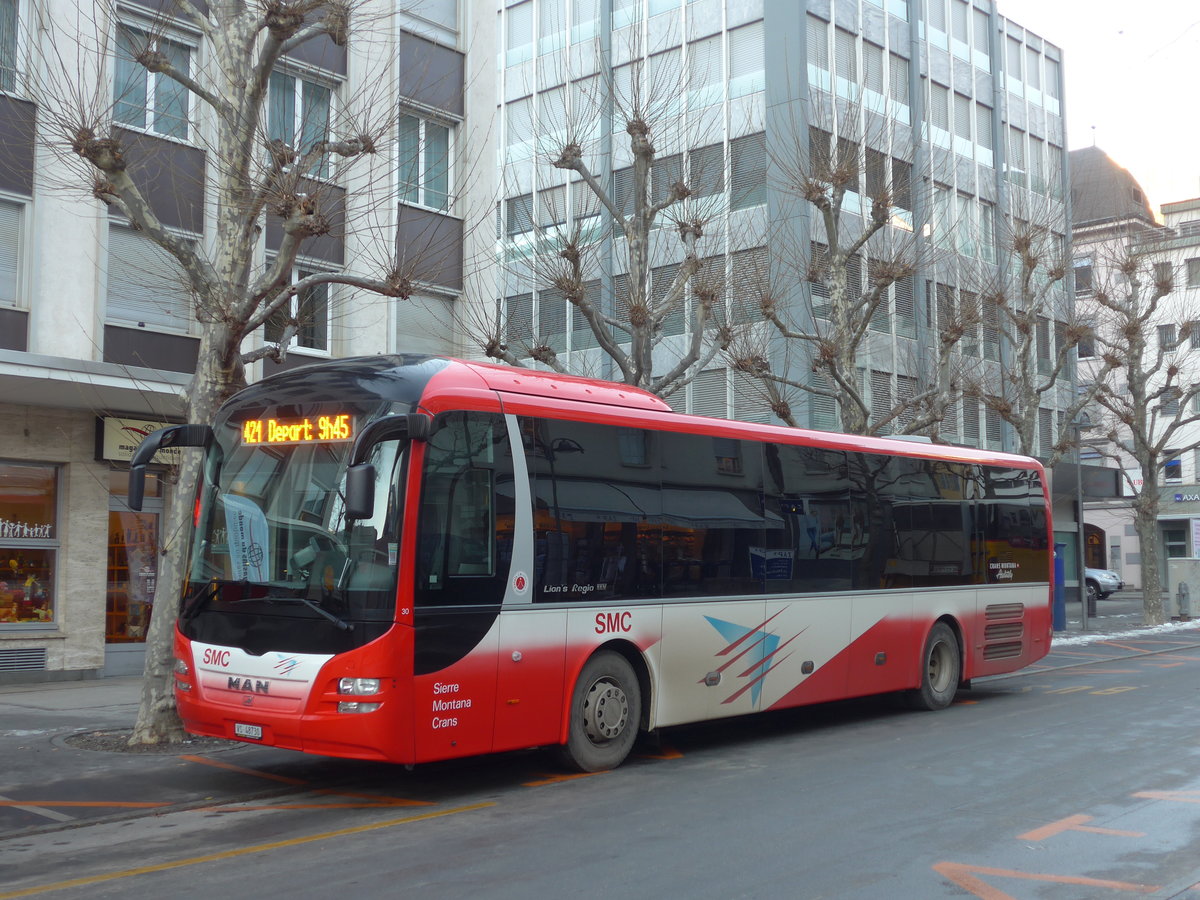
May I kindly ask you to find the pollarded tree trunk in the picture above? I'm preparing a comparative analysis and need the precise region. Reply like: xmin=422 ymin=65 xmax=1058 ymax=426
xmin=129 ymin=324 xmax=248 ymax=744
xmin=1132 ymin=463 xmax=1166 ymax=626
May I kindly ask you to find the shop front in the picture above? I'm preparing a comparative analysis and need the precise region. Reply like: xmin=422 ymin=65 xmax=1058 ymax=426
xmin=99 ymin=418 xmax=173 ymax=676
xmin=0 ymin=407 xmax=178 ymax=682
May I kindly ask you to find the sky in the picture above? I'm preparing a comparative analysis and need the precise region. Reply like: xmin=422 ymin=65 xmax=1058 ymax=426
xmin=998 ymin=0 xmax=1200 ymax=214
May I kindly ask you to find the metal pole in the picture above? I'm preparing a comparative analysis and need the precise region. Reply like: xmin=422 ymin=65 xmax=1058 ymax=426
xmin=1075 ymin=427 xmax=1088 ymax=631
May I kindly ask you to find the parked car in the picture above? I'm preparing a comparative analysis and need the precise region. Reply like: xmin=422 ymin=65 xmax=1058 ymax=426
xmin=1085 ymin=567 xmax=1124 ymax=601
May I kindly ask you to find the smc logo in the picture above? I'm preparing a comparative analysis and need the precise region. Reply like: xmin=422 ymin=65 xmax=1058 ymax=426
xmin=202 ymin=648 xmax=231 ymax=667
xmin=594 ymin=611 xmax=632 ymax=634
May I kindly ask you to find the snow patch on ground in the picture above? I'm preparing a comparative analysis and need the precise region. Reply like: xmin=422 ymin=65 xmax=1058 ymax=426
xmin=1052 ymin=618 xmax=1200 ymax=646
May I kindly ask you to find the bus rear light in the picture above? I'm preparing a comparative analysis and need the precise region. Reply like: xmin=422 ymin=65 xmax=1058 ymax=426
xmin=338 ymin=701 xmax=381 ymax=713
xmin=175 ymin=679 xmax=192 ymax=692
xmin=339 ymin=677 xmax=381 ymax=695
xmin=174 ymin=657 xmax=190 ymax=676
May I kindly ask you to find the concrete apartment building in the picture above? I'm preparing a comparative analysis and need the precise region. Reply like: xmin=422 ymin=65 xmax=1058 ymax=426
xmin=0 ymin=0 xmax=495 ymax=679
xmin=489 ymin=0 xmax=1075 ymax=535
xmin=1072 ymin=146 xmax=1200 ymax=592
xmin=0 ymin=0 xmax=1078 ymax=680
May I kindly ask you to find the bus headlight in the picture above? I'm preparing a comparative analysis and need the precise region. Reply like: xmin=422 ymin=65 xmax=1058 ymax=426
xmin=338 ymin=701 xmax=381 ymax=713
xmin=338 ymin=677 xmax=381 ymax=695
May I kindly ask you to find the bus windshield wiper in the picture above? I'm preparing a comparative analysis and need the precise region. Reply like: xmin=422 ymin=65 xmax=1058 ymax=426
xmin=182 ymin=580 xmax=223 ymax=621
xmin=269 ymin=594 xmax=353 ymax=632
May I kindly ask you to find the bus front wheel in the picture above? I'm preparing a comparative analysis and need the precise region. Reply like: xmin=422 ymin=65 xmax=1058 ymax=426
xmin=559 ymin=650 xmax=641 ymax=772
xmin=905 ymin=622 xmax=961 ymax=711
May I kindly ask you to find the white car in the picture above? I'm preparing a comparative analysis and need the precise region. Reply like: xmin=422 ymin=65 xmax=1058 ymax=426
xmin=1085 ymin=567 xmax=1124 ymax=601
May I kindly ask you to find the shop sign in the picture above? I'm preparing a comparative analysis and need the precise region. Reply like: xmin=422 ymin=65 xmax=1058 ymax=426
xmin=1175 ymin=493 xmax=1200 ymax=503
xmin=100 ymin=418 xmax=180 ymax=464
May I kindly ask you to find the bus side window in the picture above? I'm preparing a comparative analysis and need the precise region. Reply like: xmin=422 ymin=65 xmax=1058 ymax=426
xmin=414 ymin=412 xmax=511 ymax=608
xmin=446 ymin=469 xmax=495 ymax=576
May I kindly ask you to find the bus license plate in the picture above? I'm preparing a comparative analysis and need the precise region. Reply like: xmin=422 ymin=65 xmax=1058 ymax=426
xmin=234 ymin=723 xmax=263 ymax=740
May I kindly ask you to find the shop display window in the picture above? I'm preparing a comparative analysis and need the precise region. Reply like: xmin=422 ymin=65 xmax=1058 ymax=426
xmin=107 ymin=469 xmax=162 ymax=643
xmin=0 ymin=462 xmax=59 ymax=625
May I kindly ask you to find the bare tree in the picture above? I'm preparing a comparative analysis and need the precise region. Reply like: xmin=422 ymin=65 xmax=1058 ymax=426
xmin=23 ymin=0 xmax=463 ymax=743
xmin=1084 ymin=250 xmax=1200 ymax=624
xmin=468 ymin=25 xmax=757 ymax=398
xmin=965 ymin=194 xmax=1108 ymax=463
xmin=726 ymin=93 xmax=962 ymax=437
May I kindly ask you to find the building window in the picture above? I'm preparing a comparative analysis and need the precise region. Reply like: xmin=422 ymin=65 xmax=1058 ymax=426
xmin=728 ymin=21 xmax=763 ymax=98
xmin=1162 ymin=456 xmax=1183 ymax=484
xmin=1073 ymin=260 xmax=1093 ymax=296
xmin=0 ymin=0 xmax=17 ymax=92
xmin=106 ymin=223 xmax=194 ymax=332
xmin=399 ymin=113 xmax=452 ymax=211
xmin=1158 ymin=324 xmax=1177 ymax=351
xmin=0 ymin=462 xmax=59 ymax=625
xmin=264 ymin=263 xmax=332 ymax=353
xmin=268 ymin=70 xmax=333 ymax=179
xmin=506 ymin=0 xmax=533 ymax=66
xmin=0 ymin=198 xmax=21 ymax=306
xmin=505 ymin=193 xmax=533 ymax=238
xmin=1187 ymin=258 xmax=1200 ymax=288
xmin=1077 ymin=320 xmax=1095 ymax=359
xmin=730 ymin=132 xmax=766 ymax=210
xmin=114 ymin=24 xmax=192 ymax=140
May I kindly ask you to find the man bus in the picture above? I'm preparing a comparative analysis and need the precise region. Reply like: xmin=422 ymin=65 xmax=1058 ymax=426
xmin=130 ymin=355 xmax=1052 ymax=771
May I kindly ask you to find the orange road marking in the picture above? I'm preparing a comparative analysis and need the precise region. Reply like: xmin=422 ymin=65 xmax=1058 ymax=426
xmin=1134 ymin=790 xmax=1200 ymax=804
xmin=178 ymin=755 xmax=309 ymax=785
xmin=1143 ymin=661 xmax=1188 ymax=668
xmin=0 ymin=800 xmax=170 ymax=809
xmin=1045 ymin=685 xmax=1094 ymax=694
xmin=1098 ymin=640 xmax=1158 ymax=652
xmin=522 ymin=772 xmax=603 ymax=787
xmin=179 ymin=756 xmax=431 ymax=809
xmin=1018 ymin=813 xmax=1145 ymax=841
xmin=312 ymin=788 xmax=432 ymax=806
xmin=1044 ymin=668 xmax=1138 ymax=675
xmin=933 ymin=861 xmax=1159 ymax=899
xmin=1091 ymin=686 xmax=1138 ymax=695
xmin=0 ymin=802 xmax=495 ymax=900
xmin=637 ymin=743 xmax=684 ymax=759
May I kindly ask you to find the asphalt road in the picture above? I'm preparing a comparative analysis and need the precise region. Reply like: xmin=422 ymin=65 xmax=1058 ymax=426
xmin=4 ymin=632 xmax=1200 ymax=899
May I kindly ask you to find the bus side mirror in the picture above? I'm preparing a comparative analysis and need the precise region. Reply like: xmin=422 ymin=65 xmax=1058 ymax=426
xmin=344 ymin=464 xmax=377 ymax=521
xmin=128 ymin=424 xmax=213 ymax=511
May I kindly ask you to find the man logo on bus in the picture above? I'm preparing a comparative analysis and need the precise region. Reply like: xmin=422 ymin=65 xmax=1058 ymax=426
xmin=705 ymin=615 xmax=790 ymax=707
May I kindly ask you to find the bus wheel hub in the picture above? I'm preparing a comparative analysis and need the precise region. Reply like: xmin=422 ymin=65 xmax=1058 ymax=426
xmin=584 ymin=679 xmax=629 ymax=742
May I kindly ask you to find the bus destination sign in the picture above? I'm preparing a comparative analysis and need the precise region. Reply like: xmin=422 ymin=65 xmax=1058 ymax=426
xmin=241 ymin=414 xmax=354 ymax=446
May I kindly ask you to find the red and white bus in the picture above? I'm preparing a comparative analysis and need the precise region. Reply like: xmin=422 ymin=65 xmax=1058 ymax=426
xmin=130 ymin=355 xmax=1052 ymax=771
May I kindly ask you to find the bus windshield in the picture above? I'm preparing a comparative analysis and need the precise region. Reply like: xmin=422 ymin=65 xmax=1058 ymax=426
xmin=181 ymin=411 xmax=407 ymax=654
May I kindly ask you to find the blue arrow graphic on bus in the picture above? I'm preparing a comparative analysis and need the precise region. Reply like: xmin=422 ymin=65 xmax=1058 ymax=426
xmin=704 ymin=616 xmax=782 ymax=707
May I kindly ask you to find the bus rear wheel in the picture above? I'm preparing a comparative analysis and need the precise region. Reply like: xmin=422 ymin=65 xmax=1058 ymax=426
xmin=559 ymin=651 xmax=641 ymax=772
xmin=905 ymin=622 xmax=961 ymax=711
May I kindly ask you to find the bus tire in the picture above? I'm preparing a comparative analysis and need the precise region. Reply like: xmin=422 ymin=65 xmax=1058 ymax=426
xmin=559 ymin=650 xmax=641 ymax=772
xmin=905 ymin=622 xmax=960 ymax=711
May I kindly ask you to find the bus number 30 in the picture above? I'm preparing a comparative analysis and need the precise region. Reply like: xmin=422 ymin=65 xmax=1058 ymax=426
xmin=595 ymin=611 xmax=632 ymax=634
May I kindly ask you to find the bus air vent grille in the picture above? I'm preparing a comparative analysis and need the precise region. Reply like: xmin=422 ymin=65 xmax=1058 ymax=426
xmin=984 ymin=622 xmax=1024 ymax=641
xmin=982 ymin=640 xmax=1023 ymax=660
xmin=985 ymin=602 xmax=1025 ymax=620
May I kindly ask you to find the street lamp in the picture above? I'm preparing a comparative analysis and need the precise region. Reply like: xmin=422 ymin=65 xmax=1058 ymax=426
xmin=1072 ymin=414 xmax=1097 ymax=631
